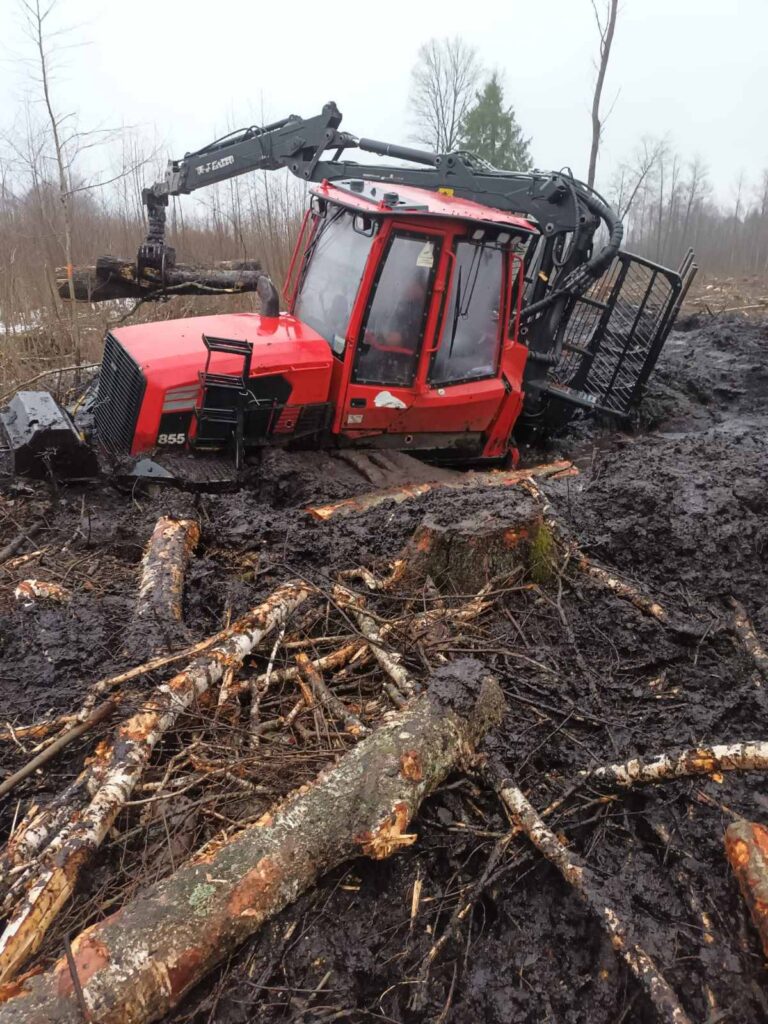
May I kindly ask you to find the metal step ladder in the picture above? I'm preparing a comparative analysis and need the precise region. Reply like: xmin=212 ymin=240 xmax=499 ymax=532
xmin=193 ymin=334 xmax=253 ymax=468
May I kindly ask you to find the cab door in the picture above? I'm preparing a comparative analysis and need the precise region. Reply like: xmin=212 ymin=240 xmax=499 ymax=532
xmin=340 ymin=227 xmax=442 ymax=435
xmin=341 ymin=226 xmax=507 ymax=444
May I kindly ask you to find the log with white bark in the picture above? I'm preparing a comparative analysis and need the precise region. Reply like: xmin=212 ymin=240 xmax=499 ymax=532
xmin=306 ymin=461 xmax=577 ymax=521
xmin=486 ymin=761 xmax=692 ymax=1024
xmin=136 ymin=517 xmax=200 ymax=623
xmin=576 ymin=741 xmax=768 ymax=788
xmin=0 ymin=580 xmax=311 ymax=984
xmin=0 ymin=661 xmax=504 ymax=1024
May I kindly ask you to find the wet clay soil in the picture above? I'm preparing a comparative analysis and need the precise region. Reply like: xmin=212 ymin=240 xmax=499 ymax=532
xmin=0 ymin=314 xmax=766 ymax=1023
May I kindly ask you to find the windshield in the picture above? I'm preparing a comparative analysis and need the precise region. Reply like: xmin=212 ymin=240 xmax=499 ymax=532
xmin=294 ymin=209 xmax=375 ymax=353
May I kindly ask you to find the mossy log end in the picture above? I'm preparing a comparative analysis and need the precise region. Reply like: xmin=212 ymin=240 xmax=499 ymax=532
xmin=403 ymin=488 xmax=552 ymax=592
xmin=0 ymin=661 xmax=504 ymax=1024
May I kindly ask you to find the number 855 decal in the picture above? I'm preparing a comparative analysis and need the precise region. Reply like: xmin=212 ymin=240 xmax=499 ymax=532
xmin=157 ymin=432 xmax=186 ymax=446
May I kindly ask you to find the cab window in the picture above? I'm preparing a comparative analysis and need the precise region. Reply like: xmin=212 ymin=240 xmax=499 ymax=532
xmin=353 ymin=234 xmax=437 ymax=387
xmin=430 ymin=242 xmax=503 ymax=385
xmin=293 ymin=210 xmax=375 ymax=355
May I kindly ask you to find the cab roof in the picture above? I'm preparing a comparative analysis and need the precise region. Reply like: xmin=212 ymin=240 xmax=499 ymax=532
xmin=313 ymin=179 xmax=539 ymax=235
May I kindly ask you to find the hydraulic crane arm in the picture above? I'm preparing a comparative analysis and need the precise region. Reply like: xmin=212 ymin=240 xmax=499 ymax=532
xmin=141 ymin=101 xmax=623 ymax=311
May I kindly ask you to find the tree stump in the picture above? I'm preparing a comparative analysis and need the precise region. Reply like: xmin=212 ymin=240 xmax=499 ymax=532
xmin=402 ymin=489 xmax=553 ymax=593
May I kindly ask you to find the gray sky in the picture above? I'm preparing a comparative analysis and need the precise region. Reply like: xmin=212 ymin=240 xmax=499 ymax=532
xmin=1 ymin=0 xmax=766 ymax=206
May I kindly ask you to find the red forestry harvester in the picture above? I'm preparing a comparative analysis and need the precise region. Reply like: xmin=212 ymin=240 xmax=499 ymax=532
xmin=0 ymin=102 xmax=697 ymax=489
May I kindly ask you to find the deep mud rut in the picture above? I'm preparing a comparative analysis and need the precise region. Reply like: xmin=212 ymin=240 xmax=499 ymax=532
xmin=0 ymin=314 xmax=766 ymax=1023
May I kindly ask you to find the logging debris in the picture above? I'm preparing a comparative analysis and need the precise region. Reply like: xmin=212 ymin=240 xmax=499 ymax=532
xmin=0 ymin=663 xmax=503 ymax=1024
xmin=0 ymin=314 xmax=767 ymax=1024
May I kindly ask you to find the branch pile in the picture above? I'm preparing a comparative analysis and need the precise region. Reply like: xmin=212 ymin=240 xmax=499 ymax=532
xmin=1 ymin=482 xmax=767 ymax=1024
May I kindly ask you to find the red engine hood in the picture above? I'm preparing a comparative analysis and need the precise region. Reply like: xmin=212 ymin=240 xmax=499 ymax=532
xmin=112 ymin=312 xmax=333 ymax=386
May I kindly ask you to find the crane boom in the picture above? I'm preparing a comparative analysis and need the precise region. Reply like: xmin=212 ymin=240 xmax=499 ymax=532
xmin=141 ymin=101 xmax=622 ymax=314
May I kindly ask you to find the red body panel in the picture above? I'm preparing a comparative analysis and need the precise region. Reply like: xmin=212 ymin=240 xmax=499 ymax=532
xmin=109 ymin=182 xmax=539 ymax=461
xmin=112 ymin=312 xmax=332 ymax=454
xmin=314 ymin=181 xmax=536 ymax=233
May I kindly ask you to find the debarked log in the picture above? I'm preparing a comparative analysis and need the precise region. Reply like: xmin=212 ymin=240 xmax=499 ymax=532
xmin=0 ymin=661 xmax=504 ymax=1024
xmin=725 ymin=820 xmax=768 ymax=958
xmin=57 ymin=256 xmax=269 ymax=303
xmin=136 ymin=516 xmax=200 ymax=623
xmin=0 ymin=581 xmax=312 ymax=984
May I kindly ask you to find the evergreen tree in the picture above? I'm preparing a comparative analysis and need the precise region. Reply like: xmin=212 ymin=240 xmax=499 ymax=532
xmin=460 ymin=73 xmax=533 ymax=171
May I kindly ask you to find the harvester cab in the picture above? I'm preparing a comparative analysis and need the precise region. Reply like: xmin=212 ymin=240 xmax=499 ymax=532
xmin=0 ymin=102 xmax=697 ymax=488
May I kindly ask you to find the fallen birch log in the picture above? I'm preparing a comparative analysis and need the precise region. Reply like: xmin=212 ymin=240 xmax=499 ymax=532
xmin=576 ymin=555 xmax=712 ymax=638
xmin=725 ymin=820 xmax=768 ymax=958
xmin=306 ymin=460 xmax=577 ymax=521
xmin=0 ymin=661 xmax=504 ymax=1024
xmin=486 ymin=761 xmax=691 ymax=1024
xmin=0 ymin=580 xmax=311 ymax=984
xmin=576 ymin=741 xmax=768 ymax=789
xmin=136 ymin=517 xmax=200 ymax=622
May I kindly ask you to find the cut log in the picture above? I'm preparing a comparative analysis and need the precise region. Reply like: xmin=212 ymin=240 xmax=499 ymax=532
xmin=135 ymin=516 xmax=200 ymax=623
xmin=56 ymin=255 xmax=268 ymax=303
xmin=306 ymin=461 xmax=577 ymax=520
xmin=486 ymin=761 xmax=692 ymax=1024
xmin=577 ymin=741 xmax=768 ymax=789
xmin=402 ymin=488 xmax=548 ymax=593
xmin=0 ymin=661 xmax=504 ymax=1024
xmin=725 ymin=820 xmax=768 ymax=958
xmin=0 ymin=581 xmax=311 ymax=984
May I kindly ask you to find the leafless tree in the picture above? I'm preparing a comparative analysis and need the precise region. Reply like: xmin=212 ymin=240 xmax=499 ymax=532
xmin=409 ymin=37 xmax=482 ymax=153
xmin=19 ymin=0 xmax=82 ymax=357
xmin=587 ymin=0 xmax=619 ymax=188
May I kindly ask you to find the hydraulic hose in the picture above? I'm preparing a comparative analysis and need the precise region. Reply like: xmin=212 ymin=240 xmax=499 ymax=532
xmin=521 ymin=187 xmax=624 ymax=322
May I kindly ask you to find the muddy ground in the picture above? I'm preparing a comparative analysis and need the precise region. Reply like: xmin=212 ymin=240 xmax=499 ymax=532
xmin=0 ymin=312 xmax=766 ymax=1023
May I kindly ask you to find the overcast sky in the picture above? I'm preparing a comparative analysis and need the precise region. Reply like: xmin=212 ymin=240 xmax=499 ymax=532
xmin=1 ymin=0 xmax=766 ymax=208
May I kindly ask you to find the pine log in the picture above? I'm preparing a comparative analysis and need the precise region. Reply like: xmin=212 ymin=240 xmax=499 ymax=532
xmin=56 ymin=256 xmax=268 ymax=302
xmin=135 ymin=517 xmax=200 ymax=623
xmin=725 ymin=820 xmax=768 ymax=958
xmin=0 ymin=581 xmax=311 ymax=984
xmin=0 ymin=661 xmax=504 ymax=1024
